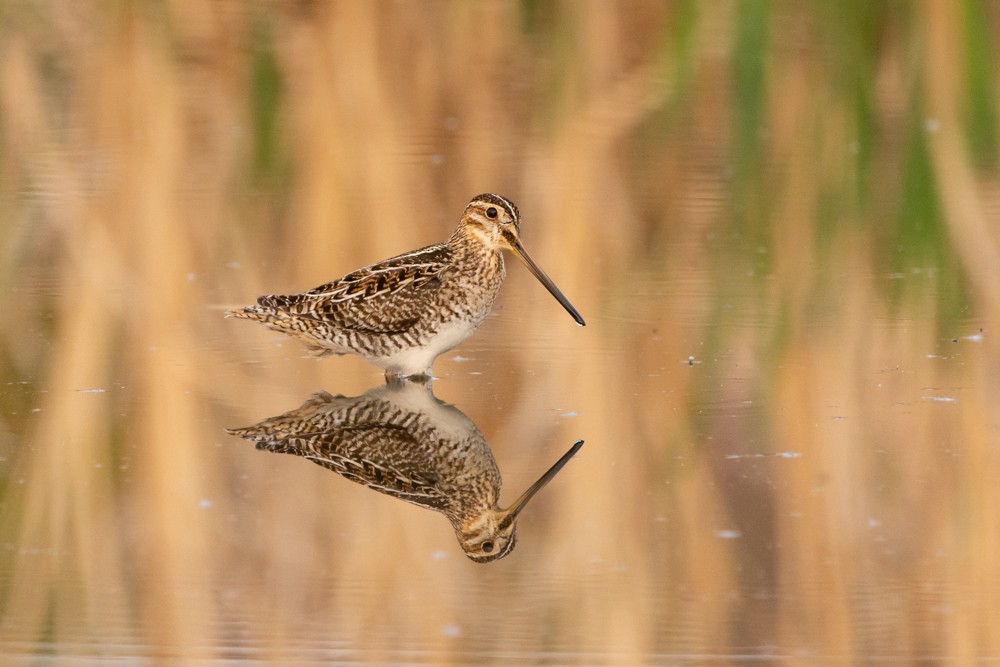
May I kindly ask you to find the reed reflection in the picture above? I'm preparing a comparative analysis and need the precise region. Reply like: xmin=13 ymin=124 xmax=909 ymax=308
xmin=227 ymin=379 xmax=583 ymax=563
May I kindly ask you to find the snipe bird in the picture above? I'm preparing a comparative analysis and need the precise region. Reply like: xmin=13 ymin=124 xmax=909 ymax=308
xmin=227 ymin=193 xmax=584 ymax=377
xmin=227 ymin=378 xmax=583 ymax=562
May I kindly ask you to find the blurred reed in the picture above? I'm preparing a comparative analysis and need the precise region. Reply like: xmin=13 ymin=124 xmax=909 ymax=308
xmin=0 ymin=0 xmax=998 ymax=662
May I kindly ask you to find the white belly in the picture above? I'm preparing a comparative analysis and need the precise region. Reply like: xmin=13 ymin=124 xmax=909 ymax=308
xmin=375 ymin=319 xmax=479 ymax=376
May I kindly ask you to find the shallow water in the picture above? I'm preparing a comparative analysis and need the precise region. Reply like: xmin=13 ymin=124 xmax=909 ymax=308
xmin=3 ymin=2 xmax=1000 ymax=664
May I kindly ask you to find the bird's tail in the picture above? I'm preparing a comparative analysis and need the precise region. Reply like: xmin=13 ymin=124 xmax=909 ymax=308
xmin=225 ymin=304 xmax=269 ymax=321
xmin=226 ymin=303 xmax=340 ymax=358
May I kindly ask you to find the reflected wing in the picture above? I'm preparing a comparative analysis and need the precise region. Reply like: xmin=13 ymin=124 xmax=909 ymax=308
xmin=227 ymin=392 xmax=451 ymax=510
xmin=304 ymin=425 xmax=446 ymax=509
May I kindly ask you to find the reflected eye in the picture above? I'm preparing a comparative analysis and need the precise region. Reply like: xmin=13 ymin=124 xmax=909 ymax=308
xmin=486 ymin=207 xmax=498 ymax=219
xmin=482 ymin=541 xmax=494 ymax=553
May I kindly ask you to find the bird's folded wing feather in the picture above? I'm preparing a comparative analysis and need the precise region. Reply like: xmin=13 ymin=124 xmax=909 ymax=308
xmin=257 ymin=244 xmax=452 ymax=335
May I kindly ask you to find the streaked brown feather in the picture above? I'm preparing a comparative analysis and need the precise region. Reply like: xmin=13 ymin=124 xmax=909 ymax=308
xmin=256 ymin=245 xmax=452 ymax=335
xmin=226 ymin=381 xmax=582 ymax=563
xmin=227 ymin=193 xmax=583 ymax=376
xmin=226 ymin=385 xmax=495 ymax=517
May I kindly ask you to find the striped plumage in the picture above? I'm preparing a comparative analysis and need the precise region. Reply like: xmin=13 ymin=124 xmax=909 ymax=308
xmin=227 ymin=378 xmax=583 ymax=563
xmin=227 ymin=194 xmax=584 ymax=377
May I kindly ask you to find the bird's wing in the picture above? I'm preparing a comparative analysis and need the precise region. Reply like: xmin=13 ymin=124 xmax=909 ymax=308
xmin=257 ymin=244 xmax=452 ymax=335
xmin=304 ymin=428 xmax=447 ymax=508
xmin=228 ymin=392 xmax=452 ymax=511
xmin=263 ymin=424 xmax=450 ymax=510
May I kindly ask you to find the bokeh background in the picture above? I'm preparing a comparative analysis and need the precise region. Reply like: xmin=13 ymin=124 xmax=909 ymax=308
xmin=2 ymin=1 xmax=1000 ymax=663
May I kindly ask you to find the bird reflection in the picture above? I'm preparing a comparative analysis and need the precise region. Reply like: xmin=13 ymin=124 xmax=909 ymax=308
xmin=227 ymin=378 xmax=583 ymax=563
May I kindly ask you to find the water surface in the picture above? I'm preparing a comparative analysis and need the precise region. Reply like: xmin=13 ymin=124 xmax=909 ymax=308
xmin=2 ymin=2 xmax=1000 ymax=664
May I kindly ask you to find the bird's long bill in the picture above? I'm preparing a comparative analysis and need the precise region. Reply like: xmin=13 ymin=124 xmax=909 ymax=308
xmin=508 ymin=237 xmax=586 ymax=326
xmin=499 ymin=440 xmax=584 ymax=529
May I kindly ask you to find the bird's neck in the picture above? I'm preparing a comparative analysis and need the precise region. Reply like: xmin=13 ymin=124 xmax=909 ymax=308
xmin=448 ymin=223 xmax=497 ymax=258
xmin=446 ymin=223 xmax=506 ymax=287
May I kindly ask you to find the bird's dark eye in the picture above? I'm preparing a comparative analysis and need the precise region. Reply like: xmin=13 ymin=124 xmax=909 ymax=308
xmin=482 ymin=541 xmax=494 ymax=553
xmin=486 ymin=207 xmax=498 ymax=219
